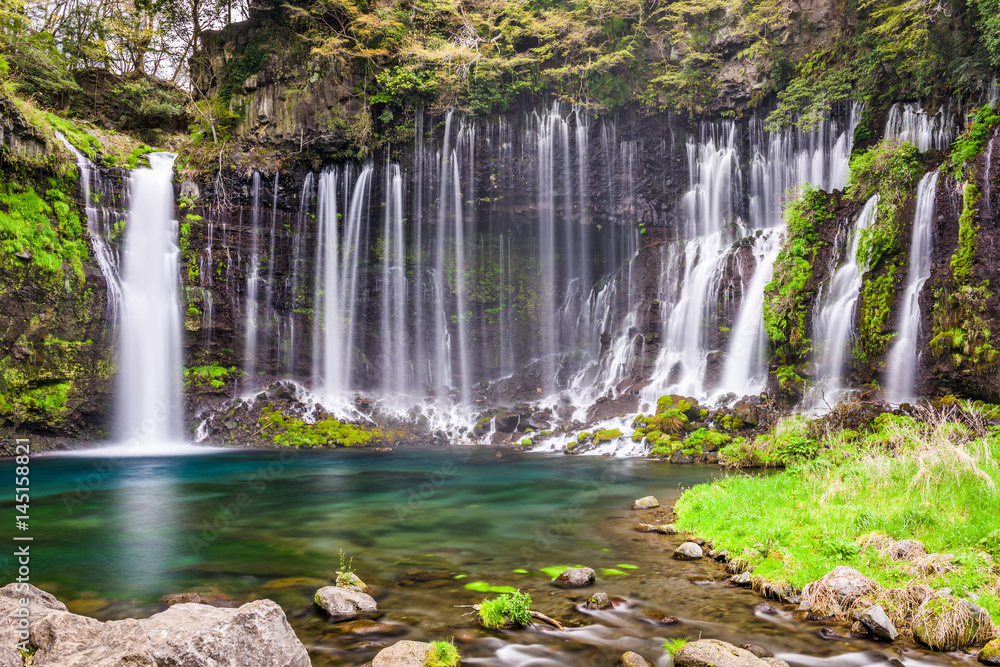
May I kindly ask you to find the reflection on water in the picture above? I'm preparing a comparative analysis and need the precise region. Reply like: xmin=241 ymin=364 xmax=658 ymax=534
xmin=4 ymin=448 xmax=967 ymax=666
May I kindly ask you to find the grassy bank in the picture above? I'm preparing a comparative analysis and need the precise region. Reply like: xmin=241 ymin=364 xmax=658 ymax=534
xmin=675 ymin=404 xmax=1000 ymax=625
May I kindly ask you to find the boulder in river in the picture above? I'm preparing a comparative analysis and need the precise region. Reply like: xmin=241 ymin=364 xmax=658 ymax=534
xmin=372 ymin=639 xmax=435 ymax=666
xmin=585 ymin=592 xmax=612 ymax=610
xmin=673 ymin=542 xmax=703 ymax=560
xmin=554 ymin=567 xmax=596 ymax=588
xmin=314 ymin=586 xmax=378 ymax=617
xmin=657 ymin=524 xmax=678 ymax=534
xmin=739 ymin=643 xmax=773 ymax=658
xmin=859 ymin=604 xmax=898 ymax=641
xmin=912 ymin=596 xmax=996 ymax=651
xmin=632 ymin=496 xmax=660 ymax=509
xmin=979 ymin=638 xmax=1000 ymax=664
xmin=634 ymin=523 xmax=660 ymax=532
xmin=674 ymin=638 xmax=771 ymax=667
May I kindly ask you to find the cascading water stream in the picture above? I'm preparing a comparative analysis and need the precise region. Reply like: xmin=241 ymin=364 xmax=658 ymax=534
xmin=243 ymin=172 xmax=262 ymax=386
xmin=55 ymin=132 xmax=123 ymax=325
xmin=885 ymin=171 xmax=939 ymax=402
xmin=380 ymin=164 xmax=409 ymax=399
xmin=117 ymin=153 xmax=184 ymax=445
xmin=884 ymin=103 xmax=954 ymax=151
xmin=807 ymin=195 xmax=879 ymax=409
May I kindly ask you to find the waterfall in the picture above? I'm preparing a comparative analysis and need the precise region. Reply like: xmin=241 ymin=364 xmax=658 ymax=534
xmin=380 ymin=164 xmax=409 ymax=398
xmin=808 ymin=195 xmax=879 ymax=407
xmin=885 ymin=171 xmax=939 ymax=402
xmin=55 ymin=132 xmax=123 ymax=325
xmin=314 ymin=165 xmax=373 ymax=403
xmin=718 ymin=233 xmax=782 ymax=396
xmin=884 ymin=103 xmax=954 ymax=151
xmin=243 ymin=172 xmax=262 ymax=386
xmin=286 ymin=172 xmax=314 ymax=375
xmin=117 ymin=153 xmax=183 ymax=443
xmin=643 ymin=122 xmax=741 ymax=399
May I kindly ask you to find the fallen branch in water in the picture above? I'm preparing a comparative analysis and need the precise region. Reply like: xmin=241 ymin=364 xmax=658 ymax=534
xmin=455 ymin=604 xmax=566 ymax=631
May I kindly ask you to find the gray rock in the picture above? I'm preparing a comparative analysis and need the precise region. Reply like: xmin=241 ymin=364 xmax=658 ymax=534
xmin=554 ymin=567 xmax=596 ymax=588
xmin=675 ymin=639 xmax=771 ymax=667
xmin=739 ymin=643 xmax=773 ymax=658
xmin=859 ymin=604 xmax=898 ymax=641
xmin=585 ymin=592 xmax=612 ymax=610
xmin=618 ymin=650 xmax=654 ymax=667
xmin=658 ymin=524 xmax=678 ymax=535
xmin=892 ymin=539 xmax=925 ymax=561
xmin=632 ymin=496 xmax=659 ymax=509
xmin=731 ymin=571 xmax=751 ymax=586
xmin=673 ymin=542 xmax=704 ymax=560
xmin=764 ymin=659 xmax=791 ymax=667
xmin=8 ymin=594 xmax=309 ymax=667
xmin=802 ymin=566 xmax=879 ymax=616
xmin=634 ymin=523 xmax=660 ymax=532
xmin=0 ymin=583 xmax=67 ymax=613
xmin=336 ymin=572 xmax=369 ymax=593
xmin=315 ymin=586 xmax=378 ymax=617
xmin=372 ymin=639 xmax=434 ymax=666
xmin=913 ymin=595 xmax=997 ymax=651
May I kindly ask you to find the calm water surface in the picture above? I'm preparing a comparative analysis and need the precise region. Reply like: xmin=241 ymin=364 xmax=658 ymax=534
xmin=2 ymin=447 xmax=967 ymax=666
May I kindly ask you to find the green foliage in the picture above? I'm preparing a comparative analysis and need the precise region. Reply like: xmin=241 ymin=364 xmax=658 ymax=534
xmin=858 ymin=265 xmax=898 ymax=364
xmin=951 ymin=183 xmax=980 ymax=283
xmin=677 ymin=415 xmax=1000 ymax=614
xmin=663 ymin=637 xmax=690 ymax=657
xmin=720 ymin=415 xmax=816 ymax=467
xmin=219 ymin=36 xmax=269 ymax=106
xmin=930 ymin=284 xmax=998 ymax=371
xmin=184 ymin=364 xmax=241 ymax=389
xmin=763 ymin=186 xmax=833 ymax=364
xmin=478 ymin=590 xmax=532 ymax=628
xmin=43 ymin=111 xmax=102 ymax=161
xmin=848 ymin=140 xmax=922 ymax=269
xmin=949 ymin=106 xmax=1000 ymax=180
xmin=335 ymin=548 xmax=356 ymax=586
xmin=258 ymin=407 xmax=386 ymax=447
xmin=425 ymin=640 xmax=460 ymax=667
xmin=0 ymin=181 xmax=86 ymax=283
xmin=686 ymin=427 xmax=731 ymax=449
xmin=593 ymin=428 xmax=623 ymax=443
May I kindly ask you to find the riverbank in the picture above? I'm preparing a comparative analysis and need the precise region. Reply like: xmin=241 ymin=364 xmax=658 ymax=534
xmin=667 ymin=401 xmax=1000 ymax=655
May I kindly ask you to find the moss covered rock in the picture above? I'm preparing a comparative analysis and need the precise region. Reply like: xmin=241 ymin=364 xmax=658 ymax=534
xmin=912 ymin=596 xmax=996 ymax=651
xmin=979 ymin=638 xmax=1000 ymax=665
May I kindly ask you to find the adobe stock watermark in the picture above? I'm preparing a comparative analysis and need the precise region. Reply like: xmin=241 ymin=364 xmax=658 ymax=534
xmin=61 ymin=400 xmax=171 ymax=514
xmin=392 ymin=448 xmax=477 ymax=522
xmin=188 ymin=449 xmax=300 ymax=556
xmin=10 ymin=438 xmax=33 ymax=652
xmin=518 ymin=467 xmax=626 ymax=570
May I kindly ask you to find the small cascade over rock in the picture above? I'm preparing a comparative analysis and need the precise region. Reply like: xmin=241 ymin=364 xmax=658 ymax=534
xmin=117 ymin=153 xmax=184 ymax=445
xmin=884 ymin=103 xmax=954 ymax=152
xmin=886 ymin=171 xmax=940 ymax=402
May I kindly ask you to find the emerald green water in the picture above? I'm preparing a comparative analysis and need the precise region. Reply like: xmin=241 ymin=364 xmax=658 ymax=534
xmin=5 ymin=447 xmax=959 ymax=666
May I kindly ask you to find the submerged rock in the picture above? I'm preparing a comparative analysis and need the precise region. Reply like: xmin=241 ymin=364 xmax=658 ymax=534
xmin=859 ymin=604 xmax=898 ymax=641
xmin=675 ymin=639 xmax=771 ymax=667
xmin=739 ymin=643 xmax=773 ymax=658
xmin=673 ymin=542 xmax=703 ymax=560
xmin=632 ymin=496 xmax=660 ymax=509
xmin=159 ymin=592 xmax=213 ymax=606
xmin=912 ymin=596 xmax=996 ymax=651
xmin=372 ymin=639 xmax=434 ymax=666
xmin=585 ymin=592 xmax=612 ymax=610
xmin=633 ymin=523 xmax=660 ymax=532
xmin=554 ymin=567 xmax=596 ymax=588
xmin=314 ymin=586 xmax=378 ymax=617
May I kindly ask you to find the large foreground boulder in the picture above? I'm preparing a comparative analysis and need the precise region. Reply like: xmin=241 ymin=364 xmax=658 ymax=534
xmin=0 ymin=584 xmax=309 ymax=667
xmin=674 ymin=639 xmax=771 ymax=667
xmin=912 ymin=596 xmax=996 ymax=651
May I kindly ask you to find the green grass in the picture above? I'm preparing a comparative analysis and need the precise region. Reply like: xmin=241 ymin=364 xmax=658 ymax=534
xmin=184 ymin=364 xmax=241 ymax=389
xmin=662 ymin=637 xmax=689 ymax=657
xmin=479 ymin=590 xmax=532 ymax=629
xmin=676 ymin=409 xmax=1000 ymax=622
xmin=425 ymin=640 xmax=460 ymax=667
xmin=257 ymin=407 xmax=390 ymax=448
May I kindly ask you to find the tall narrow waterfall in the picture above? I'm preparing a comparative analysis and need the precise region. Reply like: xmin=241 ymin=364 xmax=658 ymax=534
xmin=243 ymin=172 xmax=262 ymax=386
xmin=380 ymin=164 xmax=409 ymax=399
xmin=55 ymin=132 xmax=123 ymax=325
xmin=808 ymin=195 xmax=879 ymax=407
xmin=117 ymin=154 xmax=183 ymax=444
xmin=886 ymin=171 xmax=939 ymax=401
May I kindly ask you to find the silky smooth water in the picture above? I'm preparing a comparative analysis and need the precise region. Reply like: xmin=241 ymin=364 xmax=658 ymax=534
xmin=11 ymin=450 xmax=961 ymax=666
